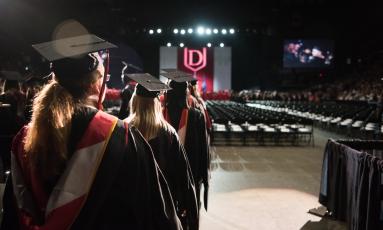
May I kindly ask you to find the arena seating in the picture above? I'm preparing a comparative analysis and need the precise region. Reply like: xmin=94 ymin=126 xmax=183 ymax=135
xmin=207 ymin=101 xmax=314 ymax=146
xmin=247 ymin=100 xmax=382 ymax=139
xmin=207 ymin=99 xmax=383 ymax=145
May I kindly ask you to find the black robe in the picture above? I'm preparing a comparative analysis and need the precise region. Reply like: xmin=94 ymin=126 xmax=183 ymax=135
xmin=148 ymin=127 xmax=198 ymax=230
xmin=118 ymin=85 xmax=134 ymax=119
xmin=168 ymin=107 xmax=210 ymax=211
xmin=1 ymin=106 xmax=182 ymax=230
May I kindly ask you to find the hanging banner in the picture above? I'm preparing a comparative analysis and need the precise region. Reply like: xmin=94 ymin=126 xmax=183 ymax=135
xmin=177 ymin=47 xmax=214 ymax=93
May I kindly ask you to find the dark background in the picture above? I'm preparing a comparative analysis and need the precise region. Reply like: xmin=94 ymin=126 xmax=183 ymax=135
xmin=1 ymin=0 xmax=382 ymax=90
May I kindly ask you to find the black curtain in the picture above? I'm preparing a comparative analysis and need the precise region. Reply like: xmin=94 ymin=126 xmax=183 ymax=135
xmin=319 ymin=139 xmax=383 ymax=230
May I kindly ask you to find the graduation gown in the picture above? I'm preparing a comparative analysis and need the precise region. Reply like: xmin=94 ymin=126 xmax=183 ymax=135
xmin=187 ymin=95 xmax=212 ymax=132
xmin=118 ymin=85 xmax=134 ymax=119
xmin=148 ymin=127 xmax=199 ymax=230
xmin=165 ymin=107 xmax=210 ymax=211
xmin=1 ymin=106 xmax=182 ymax=230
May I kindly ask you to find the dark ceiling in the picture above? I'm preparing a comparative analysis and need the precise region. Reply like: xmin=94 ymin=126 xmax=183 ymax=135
xmin=1 ymin=0 xmax=379 ymax=41
xmin=1 ymin=0 xmax=382 ymax=69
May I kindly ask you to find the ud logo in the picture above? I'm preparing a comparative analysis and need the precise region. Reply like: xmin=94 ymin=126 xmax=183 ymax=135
xmin=184 ymin=48 xmax=207 ymax=73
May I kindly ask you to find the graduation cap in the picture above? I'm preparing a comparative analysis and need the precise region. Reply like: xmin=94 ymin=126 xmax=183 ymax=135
xmin=31 ymin=34 xmax=117 ymax=109
xmin=126 ymin=73 xmax=171 ymax=98
xmin=160 ymin=69 xmax=195 ymax=83
xmin=32 ymin=34 xmax=117 ymax=62
xmin=0 ymin=71 xmax=25 ymax=81
xmin=32 ymin=34 xmax=117 ymax=80
xmin=24 ymin=75 xmax=48 ymax=87
xmin=189 ymin=78 xmax=198 ymax=86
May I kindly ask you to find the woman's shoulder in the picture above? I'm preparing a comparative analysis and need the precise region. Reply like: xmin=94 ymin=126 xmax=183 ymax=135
xmin=12 ymin=125 xmax=28 ymax=147
xmin=157 ymin=124 xmax=177 ymax=139
xmin=11 ymin=125 xmax=29 ymax=162
xmin=188 ymin=107 xmax=204 ymax=120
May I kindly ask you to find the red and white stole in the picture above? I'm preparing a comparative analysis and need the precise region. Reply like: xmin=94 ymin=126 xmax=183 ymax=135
xmin=11 ymin=111 xmax=118 ymax=230
xmin=177 ymin=109 xmax=189 ymax=146
xmin=164 ymin=108 xmax=189 ymax=146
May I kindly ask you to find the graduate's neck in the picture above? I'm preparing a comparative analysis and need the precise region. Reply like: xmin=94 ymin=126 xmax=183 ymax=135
xmin=85 ymin=94 xmax=99 ymax=109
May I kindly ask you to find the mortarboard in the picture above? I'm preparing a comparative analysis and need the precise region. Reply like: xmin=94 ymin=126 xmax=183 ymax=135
xmin=24 ymin=75 xmax=48 ymax=86
xmin=32 ymin=34 xmax=117 ymax=62
xmin=0 ymin=71 xmax=25 ymax=81
xmin=160 ymin=69 xmax=195 ymax=83
xmin=189 ymin=78 xmax=198 ymax=86
xmin=126 ymin=73 xmax=171 ymax=98
xmin=31 ymin=34 xmax=117 ymax=109
xmin=32 ymin=34 xmax=116 ymax=80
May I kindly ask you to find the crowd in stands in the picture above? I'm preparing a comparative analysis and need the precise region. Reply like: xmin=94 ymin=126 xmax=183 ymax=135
xmin=205 ymin=74 xmax=383 ymax=103
xmin=204 ymin=90 xmax=232 ymax=101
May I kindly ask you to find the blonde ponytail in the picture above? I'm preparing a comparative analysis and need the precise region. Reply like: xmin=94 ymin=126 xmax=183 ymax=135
xmin=24 ymin=80 xmax=75 ymax=180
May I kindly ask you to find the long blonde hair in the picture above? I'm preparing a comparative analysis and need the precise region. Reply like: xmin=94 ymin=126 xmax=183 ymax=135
xmin=127 ymin=93 xmax=172 ymax=140
xmin=24 ymin=70 xmax=101 ymax=181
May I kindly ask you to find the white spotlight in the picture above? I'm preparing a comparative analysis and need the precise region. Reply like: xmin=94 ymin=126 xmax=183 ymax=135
xmin=157 ymin=28 xmax=162 ymax=34
xmin=180 ymin=43 xmax=185 ymax=47
xmin=149 ymin=29 xmax=154 ymax=34
xmin=220 ymin=43 xmax=225 ymax=47
xmin=188 ymin=28 xmax=193 ymax=34
xmin=180 ymin=29 xmax=186 ymax=35
xmin=213 ymin=28 xmax=219 ymax=34
xmin=167 ymin=42 xmax=172 ymax=47
xmin=197 ymin=26 xmax=205 ymax=35
xmin=229 ymin=28 xmax=235 ymax=34
xmin=173 ymin=29 xmax=179 ymax=34
xmin=205 ymin=28 xmax=212 ymax=35
xmin=221 ymin=29 xmax=227 ymax=34
xmin=207 ymin=43 xmax=212 ymax=47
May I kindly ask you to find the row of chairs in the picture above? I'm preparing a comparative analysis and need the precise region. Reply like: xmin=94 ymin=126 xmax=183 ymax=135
xmin=248 ymin=100 xmax=381 ymax=139
xmin=206 ymin=101 xmax=314 ymax=146
xmin=212 ymin=123 xmax=314 ymax=146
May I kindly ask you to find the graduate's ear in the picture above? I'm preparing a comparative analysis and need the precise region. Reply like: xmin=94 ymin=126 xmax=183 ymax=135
xmin=93 ymin=67 xmax=108 ymax=92
xmin=89 ymin=76 xmax=102 ymax=95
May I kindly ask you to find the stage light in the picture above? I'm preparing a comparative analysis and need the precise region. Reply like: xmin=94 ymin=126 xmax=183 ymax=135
xmin=180 ymin=29 xmax=186 ymax=35
xmin=213 ymin=28 xmax=219 ymax=34
xmin=167 ymin=42 xmax=172 ymax=47
xmin=207 ymin=43 xmax=212 ymax=47
xmin=149 ymin=29 xmax=154 ymax=34
xmin=221 ymin=29 xmax=227 ymax=35
xmin=173 ymin=29 xmax=179 ymax=34
xmin=220 ymin=43 xmax=225 ymax=47
xmin=197 ymin=26 xmax=205 ymax=35
xmin=205 ymin=28 xmax=212 ymax=35
xmin=229 ymin=28 xmax=235 ymax=34
xmin=188 ymin=28 xmax=193 ymax=34
xmin=25 ymin=66 xmax=29 ymax=71
xmin=180 ymin=43 xmax=184 ymax=47
xmin=157 ymin=28 xmax=162 ymax=34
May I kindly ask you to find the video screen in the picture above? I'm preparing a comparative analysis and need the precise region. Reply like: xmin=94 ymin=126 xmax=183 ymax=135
xmin=283 ymin=39 xmax=334 ymax=68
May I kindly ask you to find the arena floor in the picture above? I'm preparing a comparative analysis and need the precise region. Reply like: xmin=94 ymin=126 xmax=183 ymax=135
xmin=199 ymin=128 xmax=347 ymax=230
